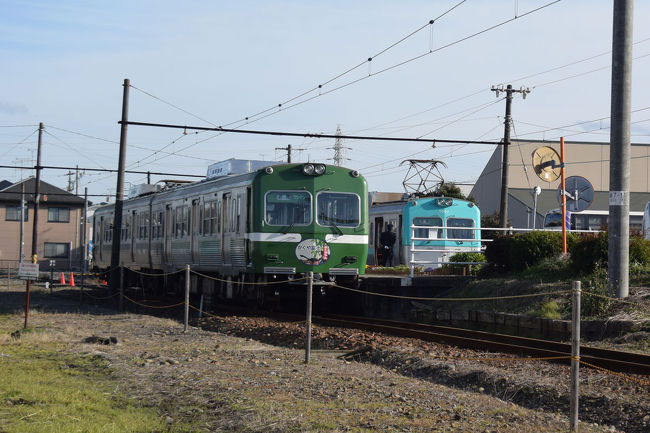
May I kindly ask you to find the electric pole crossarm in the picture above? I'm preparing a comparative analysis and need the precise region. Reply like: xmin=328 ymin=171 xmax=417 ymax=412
xmin=491 ymin=84 xmax=531 ymax=228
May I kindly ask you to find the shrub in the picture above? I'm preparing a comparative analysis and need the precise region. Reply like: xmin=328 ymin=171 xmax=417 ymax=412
xmin=443 ymin=252 xmax=486 ymax=275
xmin=484 ymin=231 xmax=576 ymax=272
xmin=532 ymin=301 xmax=562 ymax=319
xmin=569 ymin=232 xmax=608 ymax=274
xmin=629 ymin=235 xmax=650 ymax=264
xmin=580 ymin=264 xmax=612 ymax=318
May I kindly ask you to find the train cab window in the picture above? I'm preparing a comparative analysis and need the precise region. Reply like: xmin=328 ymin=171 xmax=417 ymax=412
xmin=265 ymin=191 xmax=312 ymax=226
xmin=413 ymin=217 xmax=442 ymax=239
xmin=316 ymin=192 xmax=360 ymax=227
xmin=447 ymin=218 xmax=475 ymax=240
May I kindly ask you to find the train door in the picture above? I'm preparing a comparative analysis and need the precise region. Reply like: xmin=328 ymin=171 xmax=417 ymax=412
xmin=98 ymin=216 xmax=104 ymax=263
xmin=245 ymin=187 xmax=251 ymax=263
xmin=164 ymin=205 xmax=172 ymax=265
xmin=131 ymin=210 xmax=136 ymax=263
xmin=191 ymin=198 xmax=200 ymax=264
xmin=221 ymin=193 xmax=232 ymax=266
xmin=373 ymin=216 xmax=384 ymax=264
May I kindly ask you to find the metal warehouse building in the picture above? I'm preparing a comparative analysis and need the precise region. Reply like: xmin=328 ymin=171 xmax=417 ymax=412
xmin=469 ymin=139 xmax=650 ymax=229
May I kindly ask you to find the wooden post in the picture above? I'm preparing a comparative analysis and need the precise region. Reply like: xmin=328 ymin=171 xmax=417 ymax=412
xmin=304 ymin=271 xmax=314 ymax=363
xmin=570 ymin=280 xmax=581 ymax=432
xmin=184 ymin=265 xmax=190 ymax=332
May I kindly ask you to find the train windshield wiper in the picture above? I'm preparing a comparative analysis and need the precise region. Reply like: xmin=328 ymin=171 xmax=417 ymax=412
xmin=283 ymin=221 xmax=296 ymax=234
xmin=330 ymin=220 xmax=344 ymax=235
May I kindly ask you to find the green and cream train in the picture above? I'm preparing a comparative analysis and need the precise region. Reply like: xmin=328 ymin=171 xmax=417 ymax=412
xmin=92 ymin=161 xmax=368 ymax=301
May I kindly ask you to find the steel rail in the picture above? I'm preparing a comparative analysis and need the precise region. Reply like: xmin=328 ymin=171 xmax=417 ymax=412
xmin=313 ymin=314 xmax=650 ymax=375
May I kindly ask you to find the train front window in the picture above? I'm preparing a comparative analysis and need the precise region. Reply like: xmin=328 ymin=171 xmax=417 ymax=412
xmin=316 ymin=192 xmax=360 ymax=227
xmin=544 ymin=212 xmax=562 ymax=227
xmin=265 ymin=191 xmax=312 ymax=226
xmin=413 ymin=217 xmax=442 ymax=239
xmin=447 ymin=218 xmax=475 ymax=240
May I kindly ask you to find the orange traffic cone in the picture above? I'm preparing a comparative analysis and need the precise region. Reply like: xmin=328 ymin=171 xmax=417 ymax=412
xmin=69 ymin=272 xmax=75 ymax=287
xmin=60 ymin=272 xmax=66 ymax=285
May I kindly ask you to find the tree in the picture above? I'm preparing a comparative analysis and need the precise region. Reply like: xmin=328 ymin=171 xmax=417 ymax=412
xmin=433 ymin=182 xmax=465 ymax=200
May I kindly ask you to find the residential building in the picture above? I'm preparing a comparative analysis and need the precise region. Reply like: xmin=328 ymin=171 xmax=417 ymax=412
xmin=0 ymin=177 xmax=87 ymax=271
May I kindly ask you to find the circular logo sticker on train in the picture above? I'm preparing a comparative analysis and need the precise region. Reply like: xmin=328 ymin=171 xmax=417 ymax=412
xmin=295 ymin=239 xmax=330 ymax=265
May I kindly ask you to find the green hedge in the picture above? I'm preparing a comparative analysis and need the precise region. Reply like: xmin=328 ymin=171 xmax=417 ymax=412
xmin=484 ymin=230 xmax=650 ymax=274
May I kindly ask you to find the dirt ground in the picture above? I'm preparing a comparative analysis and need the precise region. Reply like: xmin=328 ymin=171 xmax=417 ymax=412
xmin=1 ymin=283 xmax=648 ymax=432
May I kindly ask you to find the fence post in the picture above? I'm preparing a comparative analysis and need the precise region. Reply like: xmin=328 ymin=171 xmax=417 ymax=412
xmin=570 ymin=280 xmax=581 ymax=432
xmin=119 ymin=266 xmax=124 ymax=312
xmin=304 ymin=271 xmax=314 ymax=364
xmin=184 ymin=265 xmax=190 ymax=332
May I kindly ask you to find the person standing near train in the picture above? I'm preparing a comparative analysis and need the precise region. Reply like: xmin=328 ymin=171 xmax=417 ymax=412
xmin=379 ymin=224 xmax=396 ymax=266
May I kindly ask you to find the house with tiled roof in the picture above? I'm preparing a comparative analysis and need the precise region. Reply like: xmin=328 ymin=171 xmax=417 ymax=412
xmin=0 ymin=177 xmax=87 ymax=271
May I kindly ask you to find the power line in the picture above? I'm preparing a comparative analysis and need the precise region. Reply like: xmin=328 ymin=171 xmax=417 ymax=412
xmin=121 ymin=120 xmax=501 ymax=145
xmin=0 ymin=164 xmax=203 ymax=178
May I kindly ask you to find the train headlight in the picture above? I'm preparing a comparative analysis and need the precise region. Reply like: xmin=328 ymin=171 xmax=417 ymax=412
xmin=303 ymin=163 xmax=315 ymax=175
xmin=436 ymin=198 xmax=453 ymax=207
xmin=350 ymin=170 xmax=360 ymax=178
xmin=265 ymin=166 xmax=274 ymax=174
xmin=314 ymin=164 xmax=326 ymax=175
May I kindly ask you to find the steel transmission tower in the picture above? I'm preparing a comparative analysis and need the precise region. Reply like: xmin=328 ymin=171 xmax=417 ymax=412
xmin=329 ymin=125 xmax=350 ymax=166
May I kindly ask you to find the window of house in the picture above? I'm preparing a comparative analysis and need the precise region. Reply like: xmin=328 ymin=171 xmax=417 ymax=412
xmin=5 ymin=205 xmax=28 ymax=221
xmin=44 ymin=242 xmax=70 ymax=258
xmin=48 ymin=207 xmax=70 ymax=223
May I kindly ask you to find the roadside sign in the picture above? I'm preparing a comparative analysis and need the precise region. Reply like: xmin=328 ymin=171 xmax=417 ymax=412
xmin=556 ymin=176 xmax=594 ymax=212
xmin=18 ymin=263 xmax=39 ymax=280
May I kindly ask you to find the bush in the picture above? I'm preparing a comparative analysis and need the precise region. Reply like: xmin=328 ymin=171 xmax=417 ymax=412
xmin=443 ymin=252 xmax=486 ymax=275
xmin=484 ymin=231 xmax=577 ymax=272
xmin=532 ymin=301 xmax=562 ymax=319
xmin=581 ymin=264 xmax=612 ymax=318
xmin=629 ymin=235 xmax=650 ymax=264
xmin=569 ymin=232 xmax=608 ymax=274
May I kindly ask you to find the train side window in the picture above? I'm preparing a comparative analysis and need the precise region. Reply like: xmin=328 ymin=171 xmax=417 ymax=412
xmin=369 ymin=223 xmax=374 ymax=245
xmin=236 ymin=195 xmax=242 ymax=234
xmin=216 ymin=200 xmax=221 ymax=234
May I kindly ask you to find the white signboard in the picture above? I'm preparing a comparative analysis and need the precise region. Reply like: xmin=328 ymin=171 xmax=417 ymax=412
xmin=18 ymin=263 xmax=39 ymax=280
xmin=609 ymin=191 xmax=625 ymax=206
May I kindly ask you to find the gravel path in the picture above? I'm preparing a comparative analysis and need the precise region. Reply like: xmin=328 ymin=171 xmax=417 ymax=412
xmin=2 ymin=285 xmax=648 ymax=432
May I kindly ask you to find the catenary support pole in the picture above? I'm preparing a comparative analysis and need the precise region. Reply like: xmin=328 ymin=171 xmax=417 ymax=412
xmin=184 ymin=265 xmax=190 ymax=332
xmin=111 ymin=79 xmax=130 ymax=293
xmin=570 ymin=281 xmax=581 ymax=432
xmin=609 ymin=0 xmax=633 ymax=299
xmin=304 ymin=271 xmax=314 ymax=364
xmin=80 ymin=187 xmax=87 ymax=302
xmin=25 ymin=122 xmax=43 ymax=329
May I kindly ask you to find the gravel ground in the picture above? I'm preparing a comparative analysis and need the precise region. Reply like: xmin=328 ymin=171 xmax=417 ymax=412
xmin=2 ymin=284 xmax=649 ymax=432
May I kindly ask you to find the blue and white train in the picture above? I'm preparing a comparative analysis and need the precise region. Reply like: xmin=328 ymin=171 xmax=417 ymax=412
xmin=368 ymin=194 xmax=481 ymax=268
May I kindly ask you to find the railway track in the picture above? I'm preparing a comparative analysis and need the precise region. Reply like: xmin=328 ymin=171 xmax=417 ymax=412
xmin=311 ymin=314 xmax=650 ymax=376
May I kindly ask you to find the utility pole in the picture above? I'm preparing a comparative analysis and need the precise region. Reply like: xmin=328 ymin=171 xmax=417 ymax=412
xmin=609 ymin=0 xmax=633 ymax=299
xmin=275 ymin=144 xmax=304 ymax=163
xmin=19 ymin=183 xmax=25 ymax=263
xmin=491 ymin=84 xmax=530 ymax=228
xmin=25 ymin=122 xmax=43 ymax=329
xmin=111 ymin=79 xmax=130 ymax=289
xmin=328 ymin=125 xmax=350 ymax=167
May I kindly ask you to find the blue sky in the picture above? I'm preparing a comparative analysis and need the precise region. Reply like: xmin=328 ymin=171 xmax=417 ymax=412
xmin=1 ymin=0 xmax=649 ymax=201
